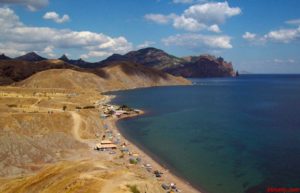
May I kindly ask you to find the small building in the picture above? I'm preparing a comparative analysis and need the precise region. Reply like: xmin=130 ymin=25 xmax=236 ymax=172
xmin=95 ymin=143 xmax=117 ymax=151
xmin=100 ymin=140 xmax=113 ymax=145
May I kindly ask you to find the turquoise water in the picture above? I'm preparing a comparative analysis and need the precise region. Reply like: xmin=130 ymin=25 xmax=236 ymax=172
xmin=111 ymin=75 xmax=300 ymax=193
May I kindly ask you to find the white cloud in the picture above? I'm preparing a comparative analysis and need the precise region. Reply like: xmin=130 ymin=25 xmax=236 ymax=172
xmin=0 ymin=0 xmax=48 ymax=11
xmin=285 ymin=19 xmax=300 ymax=25
xmin=208 ymin=24 xmax=221 ymax=33
xmin=137 ymin=41 xmax=156 ymax=49
xmin=81 ymin=51 xmax=113 ymax=59
xmin=173 ymin=16 xmax=206 ymax=31
xmin=42 ymin=45 xmax=55 ymax=57
xmin=183 ymin=2 xmax=241 ymax=24
xmin=162 ymin=33 xmax=232 ymax=49
xmin=243 ymin=24 xmax=300 ymax=44
xmin=43 ymin=11 xmax=70 ymax=24
xmin=264 ymin=27 xmax=300 ymax=43
xmin=242 ymin=32 xmax=256 ymax=40
xmin=144 ymin=13 xmax=176 ymax=24
xmin=273 ymin=58 xmax=296 ymax=64
xmin=0 ymin=7 xmax=133 ymax=59
xmin=145 ymin=1 xmax=241 ymax=32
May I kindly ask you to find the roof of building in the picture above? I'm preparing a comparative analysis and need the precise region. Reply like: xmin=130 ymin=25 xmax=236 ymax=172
xmin=101 ymin=140 xmax=113 ymax=144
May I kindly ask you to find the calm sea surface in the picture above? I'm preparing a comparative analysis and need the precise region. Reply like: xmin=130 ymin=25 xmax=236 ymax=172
xmin=111 ymin=75 xmax=300 ymax=193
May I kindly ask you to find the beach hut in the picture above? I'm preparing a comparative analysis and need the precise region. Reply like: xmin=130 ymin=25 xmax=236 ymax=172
xmin=95 ymin=143 xmax=117 ymax=151
xmin=100 ymin=140 xmax=113 ymax=145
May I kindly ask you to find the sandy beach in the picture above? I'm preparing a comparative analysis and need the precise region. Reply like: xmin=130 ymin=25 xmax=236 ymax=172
xmin=103 ymin=95 xmax=202 ymax=193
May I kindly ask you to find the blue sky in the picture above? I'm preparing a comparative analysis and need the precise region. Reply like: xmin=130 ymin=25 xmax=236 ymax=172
xmin=0 ymin=0 xmax=300 ymax=73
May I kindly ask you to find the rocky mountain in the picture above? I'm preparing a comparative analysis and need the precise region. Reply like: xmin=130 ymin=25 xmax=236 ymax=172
xmin=15 ymin=52 xmax=46 ymax=62
xmin=0 ymin=54 xmax=11 ymax=60
xmin=165 ymin=55 xmax=236 ymax=77
xmin=123 ymin=47 xmax=185 ymax=70
xmin=99 ymin=48 xmax=236 ymax=78
xmin=98 ymin=54 xmax=129 ymax=67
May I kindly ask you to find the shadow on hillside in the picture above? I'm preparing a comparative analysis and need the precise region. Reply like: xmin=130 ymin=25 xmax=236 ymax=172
xmin=118 ymin=61 xmax=170 ymax=82
xmin=85 ymin=68 xmax=110 ymax=79
xmin=0 ymin=60 xmax=111 ymax=86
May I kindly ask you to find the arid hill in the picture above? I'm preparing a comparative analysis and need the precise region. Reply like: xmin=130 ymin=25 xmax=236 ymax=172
xmin=0 ymin=59 xmax=78 ymax=85
xmin=18 ymin=61 xmax=191 ymax=91
xmin=0 ymin=87 xmax=166 ymax=193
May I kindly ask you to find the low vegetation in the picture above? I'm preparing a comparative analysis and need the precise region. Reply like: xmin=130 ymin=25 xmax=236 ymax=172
xmin=127 ymin=185 xmax=141 ymax=193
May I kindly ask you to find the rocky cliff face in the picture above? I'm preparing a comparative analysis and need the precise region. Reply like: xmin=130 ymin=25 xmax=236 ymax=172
xmin=166 ymin=55 xmax=236 ymax=77
xmin=105 ymin=48 xmax=236 ymax=78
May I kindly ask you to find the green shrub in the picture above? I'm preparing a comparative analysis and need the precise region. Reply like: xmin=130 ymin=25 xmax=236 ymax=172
xmin=127 ymin=185 xmax=140 ymax=193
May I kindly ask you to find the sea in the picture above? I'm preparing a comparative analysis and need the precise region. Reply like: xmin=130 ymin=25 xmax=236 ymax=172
xmin=110 ymin=74 xmax=300 ymax=193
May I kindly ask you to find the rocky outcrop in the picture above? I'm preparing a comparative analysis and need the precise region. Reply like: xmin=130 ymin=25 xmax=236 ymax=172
xmin=165 ymin=55 xmax=236 ymax=77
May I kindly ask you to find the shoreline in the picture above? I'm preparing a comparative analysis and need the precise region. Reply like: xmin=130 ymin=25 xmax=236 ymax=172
xmin=103 ymin=94 xmax=203 ymax=193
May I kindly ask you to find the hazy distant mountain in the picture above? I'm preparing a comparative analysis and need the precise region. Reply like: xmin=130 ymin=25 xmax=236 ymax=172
xmin=15 ymin=52 xmax=46 ymax=62
xmin=58 ymin=54 xmax=100 ymax=68
xmin=0 ymin=54 xmax=11 ymax=60
xmin=58 ymin=54 xmax=69 ymax=61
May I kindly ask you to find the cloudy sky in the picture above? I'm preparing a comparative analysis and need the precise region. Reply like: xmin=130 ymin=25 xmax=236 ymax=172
xmin=0 ymin=0 xmax=299 ymax=73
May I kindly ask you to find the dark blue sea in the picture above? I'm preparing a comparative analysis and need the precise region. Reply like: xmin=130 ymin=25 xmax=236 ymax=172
xmin=111 ymin=75 xmax=300 ymax=193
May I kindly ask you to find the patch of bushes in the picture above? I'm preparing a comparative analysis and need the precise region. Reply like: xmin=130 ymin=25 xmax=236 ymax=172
xmin=129 ymin=158 xmax=138 ymax=164
xmin=127 ymin=185 xmax=140 ymax=193
xmin=7 ymin=104 xmax=17 ymax=108
xmin=82 ymin=105 xmax=95 ymax=109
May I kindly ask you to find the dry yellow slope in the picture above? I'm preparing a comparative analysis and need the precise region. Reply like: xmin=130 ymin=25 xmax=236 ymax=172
xmin=0 ymin=160 xmax=164 ymax=193
xmin=18 ymin=62 xmax=191 ymax=91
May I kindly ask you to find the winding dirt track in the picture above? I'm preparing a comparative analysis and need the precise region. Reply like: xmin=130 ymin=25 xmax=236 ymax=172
xmin=70 ymin=111 xmax=84 ymax=143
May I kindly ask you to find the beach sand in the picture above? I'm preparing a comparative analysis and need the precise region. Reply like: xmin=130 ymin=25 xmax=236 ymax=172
xmin=103 ymin=95 xmax=202 ymax=193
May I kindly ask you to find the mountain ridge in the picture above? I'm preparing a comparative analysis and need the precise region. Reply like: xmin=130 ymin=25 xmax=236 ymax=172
xmin=97 ymin=47 xmax=236 ymax=77
xmin=2 ymin=47 xmax=237 ymax=79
